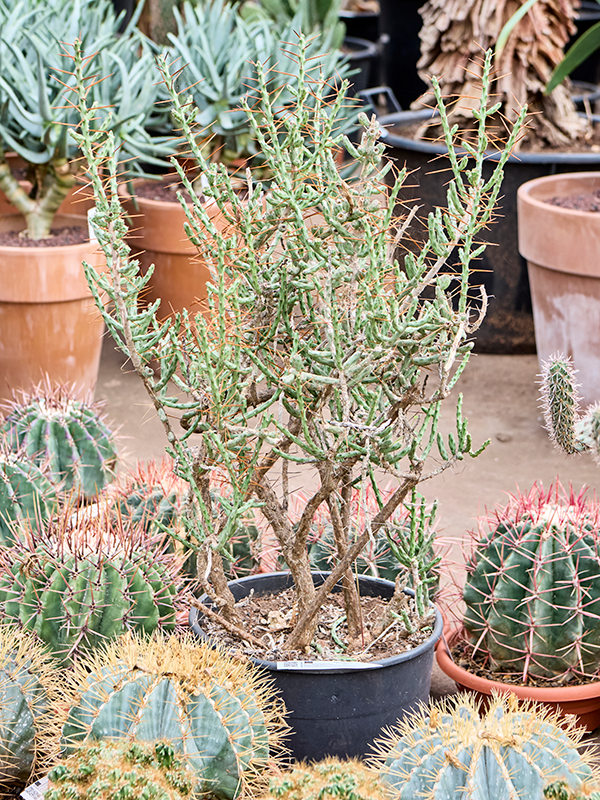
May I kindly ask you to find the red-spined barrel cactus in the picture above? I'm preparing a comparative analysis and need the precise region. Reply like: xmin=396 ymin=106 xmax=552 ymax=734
xmin=462 ymin=482 xmax=600 ymax=682
xmin=0 ymin=445 xmax=56 ymax=547
xmin=1 ymin=383 xmax=117 ymax=498
xmin=373 ymin=693 xmax=600 ymax=800
xmin=45 ymin=739 xmax=194 ymax=800
xmin=0 ymin=507 xmax=183 ymax=666
xmin=55 ymin=633 xmax=287 ymax=800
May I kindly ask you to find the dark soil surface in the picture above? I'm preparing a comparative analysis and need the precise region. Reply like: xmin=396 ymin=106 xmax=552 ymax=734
xmin=134 ymin=176 xmax=200 ymax=205
xmin=547 ymin=189 xmax=600 ymax=211
xmin=0 ymin=225 xmax=88 ymax=247
xmin=197 ymin=587 xmax=434 ymax=663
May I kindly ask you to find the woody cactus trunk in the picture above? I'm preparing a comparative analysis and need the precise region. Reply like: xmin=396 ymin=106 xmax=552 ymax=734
xmin=72 ymin=41 xmax=525 ymax=655
xmin=415 ymin=0 xmax=585 ymax=148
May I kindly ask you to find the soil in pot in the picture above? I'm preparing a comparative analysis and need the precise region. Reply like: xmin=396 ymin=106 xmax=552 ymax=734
xmin=189 ymin=572 xmax=443 ymax=762
xmin=546 ymin=188 xmax=600 ymax=210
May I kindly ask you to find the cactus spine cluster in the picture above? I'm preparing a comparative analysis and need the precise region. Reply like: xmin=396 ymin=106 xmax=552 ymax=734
xmin=260 ymin=758 xmax=390 ymax=800
xmin=1 ymin=383 xmax=118 ymax=497
xmin=373 ymin=693 xmax=600 ymax=800
xmin=0 ymin=624 xmax=58 ymax=794
xmin=0 ymin=445 xmax=56 ymax=546
xmin=56 ymin=633 xmax=287 ymax=800
xmin=539 ymin=353 xmax=600 ymax=460
xmin=462 ymin=481 xmax=600 ymax=682
xmin=45 ymin=739 xmax=194 ymax=800
xmin=0 ymin=507 xmax=182 ymax=666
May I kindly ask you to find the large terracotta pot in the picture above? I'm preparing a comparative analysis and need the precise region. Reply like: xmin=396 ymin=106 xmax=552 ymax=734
xmin=436 ymin=623 xmax=600 ymax=731
xmin=0 ymin=213 xmax=105 ymax=403
xmin=518 ymin=171 xmax=600 ymax=406
xmin=119 ymin=183 xmax=227 ymax=320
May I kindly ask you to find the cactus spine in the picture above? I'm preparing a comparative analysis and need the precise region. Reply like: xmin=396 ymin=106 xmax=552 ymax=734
xmin=1 ymin=383 xmax=117 ymax=497
xmin=539 ymin=353 xmax=600 ymax=460
xmin=56 ymin=633 xmax=287 ymax=800
xmin=462 ymin=481 xmax=600 ymax=682
xmin=373 ymin=693 xmax=600 ymax=800
xmin=0 ymin=507 xmax=182 ymax=666
xmin=0 ymin=445 xmax=56 ymax=547
xmin=260 ymin=758 xmax=391 ymax=800
xmin=45 ymin=739 xmax=194 ymax=800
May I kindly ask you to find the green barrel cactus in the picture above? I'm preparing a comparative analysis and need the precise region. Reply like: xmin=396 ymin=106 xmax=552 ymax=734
xmin=462 ymin=480 xmax=600 ymax=682
xmin=1 ymin=383 xmax=117 ymax=498
xmin=0 ymin=624 xmax=59 ymax=793
xmin=0 ymin=507 xmax=183 ymax=666
xmin=45 ymin=739 xmax=194 ymax=800
xmin=260 ymin=758 xmax=391 ymax=800
xmin=57 ymin=633 xmax=287 ymax=800
xmin=373 ymin=693 xmax=600 ymax=800
xmin=0 ymin=445 xmax=56 ymax=546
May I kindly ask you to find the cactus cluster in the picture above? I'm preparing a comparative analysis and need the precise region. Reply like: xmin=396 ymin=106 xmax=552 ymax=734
xmin=372 ymin=693 xmax=600 ymax=800
xmin=0 ymin=506 xmax=183 ymax=666
xmin=56 ymin=633 xmax=287 ymax=800
xmin=462 ymin=481 xmax=600 ymax=682
xmin=1 ymin=383 xmax=117 ymax=498
xmin=0 ymin=444 xmax=56 ymax=547
xmin=45 ymin=739 xmax=194 ymax=800
xmin=539 ymin=353 xmax=600 ymax=461
xmin=260 ymin=758 xmax=390 ymax=800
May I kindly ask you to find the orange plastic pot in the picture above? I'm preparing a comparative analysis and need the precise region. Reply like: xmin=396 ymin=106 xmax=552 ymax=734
xmin=0 ymin=213 xmax=106 ymax=403
xmin=435 ymin=623 xmax=600 ymax=730
xmin=518 ymin=171 xmax=600 ymax=405
xmin=119 ymin=183 xmax=229 ymax=320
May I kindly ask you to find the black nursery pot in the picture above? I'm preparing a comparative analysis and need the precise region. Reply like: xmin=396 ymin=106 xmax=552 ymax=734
xmin=343 ymin=36 xmax=380 ymax=96
xmin=189 ymin=571 xmax=443 ymax=762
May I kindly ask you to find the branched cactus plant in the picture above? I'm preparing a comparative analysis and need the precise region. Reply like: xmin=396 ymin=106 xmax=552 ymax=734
xmin=0 ymin=444 xmax=56 ymax=547
xmin=259 ymin=758 xmax=390 ymax=800
xmin=372 ymin=693 xmax=600 ymax=800
xmin=72 ymin=41 xmax=526 ymax=656
xmin=53 ymin=633 xmax=287 ymax=800
xmin=45 ymin=739 xmax=194 ymax=800
xmin=1 ymin=383 xmax=118 ymax=498
xmin=539 ymin=353 xmax=600 ymax=461
xmin=462 ymin=481 xmax=600 ymax=683
xmin=0 ymin=505 xmax=183 ymax=666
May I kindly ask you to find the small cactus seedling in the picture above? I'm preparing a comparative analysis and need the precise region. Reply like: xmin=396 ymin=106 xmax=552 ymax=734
xmin=0 ymin=505 xmax=183 ymax=666
xmin=0 ymin=624 xmax=59 ymax=794
xmin=462 ymin=481 xmax=600 ymax=682
xmin=55 ymin=633 xmax=288 ymax=800
xmin=0 ymin=444 xmax=56 ymax=547
xmin=1 ymin=382 xmax=118 ymax=498
xmin=372 ymin=693 xmax=600 ymax=800
xmin=539 ymin=353 xmax=600 ymax=461
xmin=260 ymin=758 xmax=391 ymax=800
xmin=45 ymin=739 xmax=194 ymax=800
xmin=544 ymin=782 xmax=600 ymax=800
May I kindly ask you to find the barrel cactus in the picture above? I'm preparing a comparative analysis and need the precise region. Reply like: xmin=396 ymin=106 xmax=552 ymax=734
xmin=462 ymin=481 xmax=600 ymax=682
xmin=0 ymin=624 xmax=58 ymax=794
xmin=0 ymin=507 xmax=183 ymax=666
xmin=55 ymin=633 xmax=287 ymax=800
xmin=45 ymin=739 xmax=194 ymax=800
xmin=373 ymin=693 xmax=600 ymax=800
xmin=260 ymin=758 xmax=390 ymax=800
xmin=1 ymin=383 xmax=117 ymax=498
xmin=0 ymin=444 xmax=56 ymax=547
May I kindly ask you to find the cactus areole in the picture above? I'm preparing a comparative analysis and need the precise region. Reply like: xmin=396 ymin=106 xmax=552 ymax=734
xmin=463 ymin=482 xmax=600 ymax=683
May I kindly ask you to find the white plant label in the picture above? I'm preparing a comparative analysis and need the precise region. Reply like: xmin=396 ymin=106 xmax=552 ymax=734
xmin=21 ymin=775 xmax=49 ymax=800
xmin=276 ymin=660 xmax=379 ymax=670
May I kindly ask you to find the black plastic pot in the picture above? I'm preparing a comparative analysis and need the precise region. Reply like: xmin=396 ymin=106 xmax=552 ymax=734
xmin=378 ymin=0 xmax=426 ymax=109
xmin=189 ymin=571 xmax=443 ymax=762
xmin=343 ymin=36 xmax=380 ymax=96
xmin=377 ymin=108 xmax=600 ymax=354
xmin=571 ymin=0 xmax=600 ymax=85
xmin=339 ymin=9 xmax=380 ymax=42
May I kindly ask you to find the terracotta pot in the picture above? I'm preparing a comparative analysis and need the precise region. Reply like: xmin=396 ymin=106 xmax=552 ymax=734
xmin=0 ymin=213 xmax=106 ymax=403
xmin=518 ymin=172 xmax=600 ymax=405
xmin=435 ymin=623 xmax=600 ymax=730
xmin=119 ymin=182 xmax=229 ymax=320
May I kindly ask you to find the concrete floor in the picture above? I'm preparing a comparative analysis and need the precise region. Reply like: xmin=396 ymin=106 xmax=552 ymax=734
xmin=95 ymin=334 xmax=600 ymax=722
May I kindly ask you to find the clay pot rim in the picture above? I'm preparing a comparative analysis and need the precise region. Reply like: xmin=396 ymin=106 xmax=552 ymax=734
xmin=517 ymin=170 xmax=600 ymax=216
xmin=117 ymin=178 xmax=219 ymax=211
xmin=436 ymin=622 xmax=600 ymax=701
xmin=0 ymin=212 xmax=96 ymax=254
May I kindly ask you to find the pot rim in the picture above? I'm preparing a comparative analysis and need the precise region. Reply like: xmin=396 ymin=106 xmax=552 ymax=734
xmin=517 ymin=170 xmax=600 ymax=215
xmin=436 ymin=622 xmax=600 ymax=700
xmin=117 ymin=178 xmax=219 ymax=211
xmin=0 ymin=212 xmax=97 ymax=254
xmin=189 ymin=569 xmax=443 ymax=674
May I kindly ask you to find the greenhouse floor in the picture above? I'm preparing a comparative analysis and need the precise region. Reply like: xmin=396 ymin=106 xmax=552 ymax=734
xmin=95 ymin=334 xmax=600 ymax=739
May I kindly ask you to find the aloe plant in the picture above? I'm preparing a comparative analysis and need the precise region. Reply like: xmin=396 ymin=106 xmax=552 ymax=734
xmin=0 ymin=0 xmax=169 ymax=240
